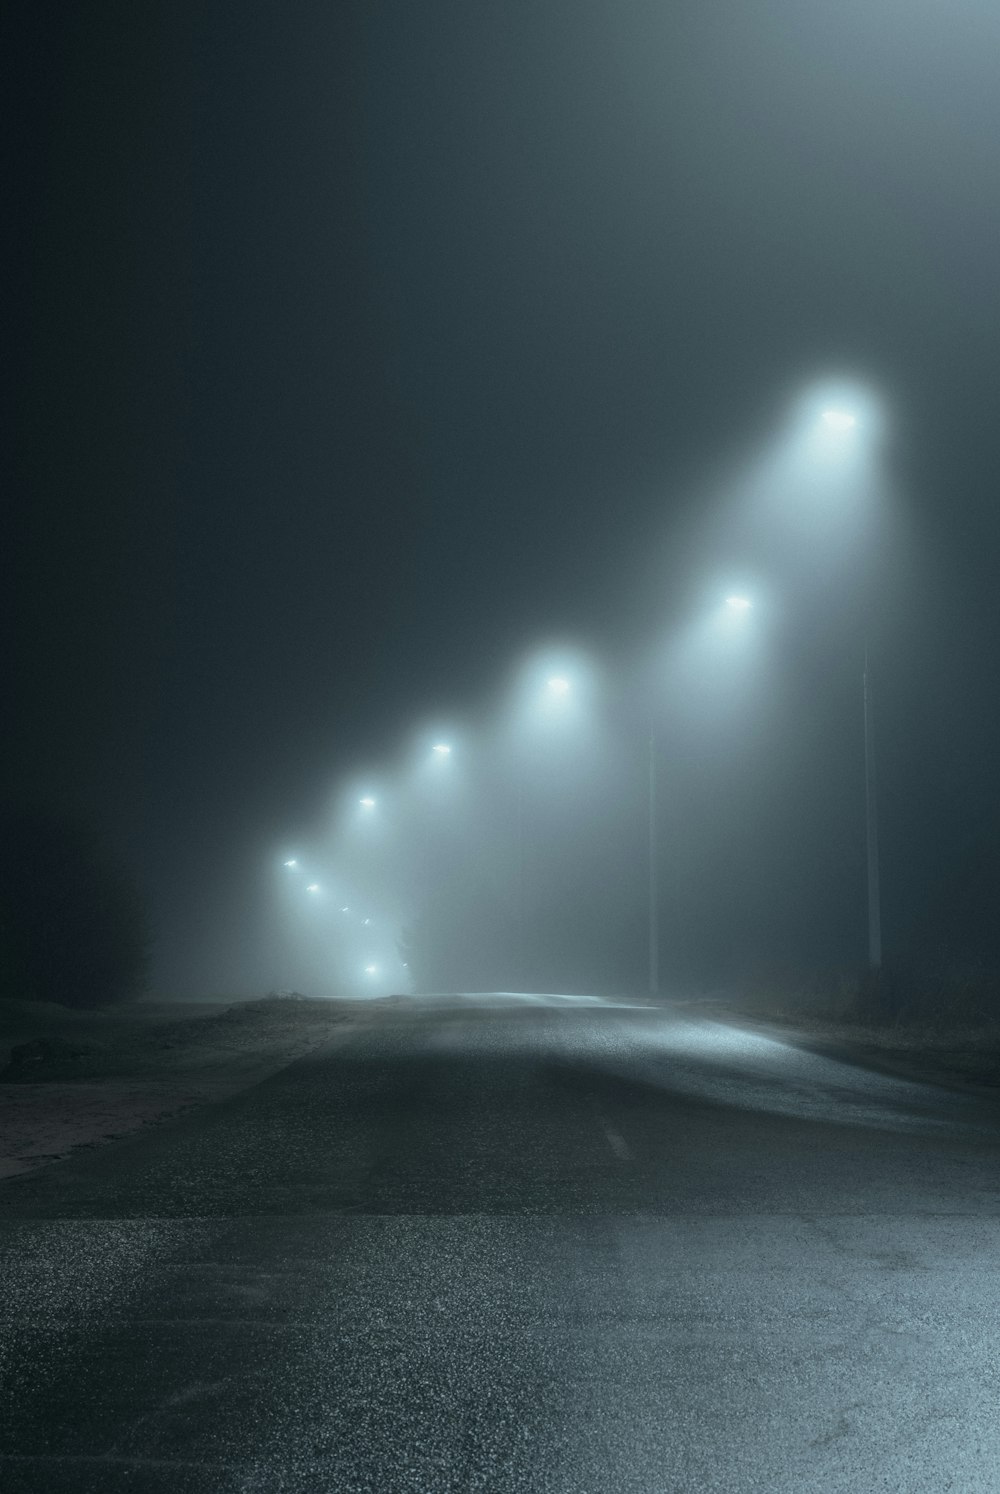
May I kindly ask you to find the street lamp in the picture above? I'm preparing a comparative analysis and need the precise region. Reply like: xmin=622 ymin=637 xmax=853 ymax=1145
xmin=359 ymin=796 xmax=376 ymax=810
xmin=497 ymin=650 xmax=590 ymax=989
xmin=863 ymin=646 xmax=881 ymax=970
xmin=648 ymin=597 xmax=753 ymax=996
xmin=515 ymin=671 xmax=575 ymax=989
xmin=432 ymin=743 xmax=452 ymax=757
xmin=821 ymin=408 xmax=857 ymax=432
xmin=808 ymin=397 xmax=882 ymax=970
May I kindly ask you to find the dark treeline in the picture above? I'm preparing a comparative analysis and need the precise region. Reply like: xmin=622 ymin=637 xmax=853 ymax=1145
xmin=0 ymin=809 xmax=151 ymax=1009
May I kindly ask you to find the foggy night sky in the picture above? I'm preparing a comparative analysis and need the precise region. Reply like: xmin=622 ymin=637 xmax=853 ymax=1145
xmin=7 ymin=1 xmax=1000 ymax=995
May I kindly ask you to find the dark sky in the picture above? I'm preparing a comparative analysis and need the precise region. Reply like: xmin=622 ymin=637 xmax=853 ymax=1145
xmin=8 ymin=1 xmax=1000 ymax=994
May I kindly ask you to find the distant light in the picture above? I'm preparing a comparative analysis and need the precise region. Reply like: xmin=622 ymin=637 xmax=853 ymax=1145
xmin=547 ymin=676 xmax=570 ymax=696
xmin=362 ymin=917 xmax=372 ymax=926
xmin=725 ymin=596 xmax=752 ymax=612
xmin=364 ymin=964 xmax=378 ymax=975
xmin=283 ymin=859 xmax=298 ymax=869
xmin=432 ymin=743 xmax=452 ymax=756
xmin=340 ymin=906 xmax=349 ymax=914
xmin=359 ymin=796 xmax=376 ymax=809
xmin=306 ymin=884 xmax=320 ymax=893
xmin=821 ymin=408 xmax=857 ymax=432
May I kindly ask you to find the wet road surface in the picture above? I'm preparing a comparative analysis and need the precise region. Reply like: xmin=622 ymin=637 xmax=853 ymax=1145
xmin=2 ymin=995 xmax=999 ymax=1492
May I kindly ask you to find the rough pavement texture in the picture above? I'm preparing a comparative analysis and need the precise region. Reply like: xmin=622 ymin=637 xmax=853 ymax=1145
xmin=2 ymin=997 xmax=999 ymax=1492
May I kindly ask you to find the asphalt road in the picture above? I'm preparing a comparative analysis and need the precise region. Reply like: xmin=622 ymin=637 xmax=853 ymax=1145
xmin=2 ymin=994 xmax=1000 ymax=1493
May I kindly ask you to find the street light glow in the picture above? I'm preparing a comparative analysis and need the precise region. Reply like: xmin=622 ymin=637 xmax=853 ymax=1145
xmin=821 ymin=408 xmax=857 ymax=432
xmin=283 ymin=859 xmax=298 ymax=868
xmin=306 ymin=883 xmax=320 ymax=893
xmin=725 ymin=596 xmax=752 ymax=612
xmin=359 ymin=796 xmax=376 ymax=809
xmin=432 ymin=743 xmax=452 ymax=755
xmin=364 ymin=964 xmax=378 ymax=975
xmin=547 ymin=676 xmax=570 ymax=696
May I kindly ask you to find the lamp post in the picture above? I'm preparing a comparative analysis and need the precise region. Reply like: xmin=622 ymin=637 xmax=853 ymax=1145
xmin=648 ymin=719 xmax=658 ymax=996
xmin=517 ymin=770 xmax=526 ymax=989
xmin=863 ymin=644 xmax=882 ymax=970
xmin=647 ymin=596 xmax=753 ymax=997
xmin=820 ymin=400 xmax=883 ymax=972
xmin=511 ymin=674 xmax=573 ymax=990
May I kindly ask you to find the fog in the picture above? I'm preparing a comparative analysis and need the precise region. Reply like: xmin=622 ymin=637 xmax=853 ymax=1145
xmin=11 ymin=2 xmax=999 ymax=1005
xmin=242 ymin=379 xmax=912 ymax=1001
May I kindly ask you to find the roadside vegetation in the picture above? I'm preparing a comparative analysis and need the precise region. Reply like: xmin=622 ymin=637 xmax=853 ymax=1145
xmin=710 ymin=960 xmax=1000 ymax=1089
xmin=0 ymin=808 xmax=150 ymax=1010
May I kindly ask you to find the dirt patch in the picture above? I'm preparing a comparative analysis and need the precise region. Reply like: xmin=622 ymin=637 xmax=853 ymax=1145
xmin=0 ymin=994 xmax=376 ymax=1179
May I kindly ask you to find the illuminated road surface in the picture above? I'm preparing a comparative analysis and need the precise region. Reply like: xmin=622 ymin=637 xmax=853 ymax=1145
xmin=2 ymin=996 xmax=1000 ymax=1492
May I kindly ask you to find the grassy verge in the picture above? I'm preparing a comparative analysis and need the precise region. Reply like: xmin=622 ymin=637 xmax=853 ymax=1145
xmin=704 ymin=980 xmax=1000 ymax=1091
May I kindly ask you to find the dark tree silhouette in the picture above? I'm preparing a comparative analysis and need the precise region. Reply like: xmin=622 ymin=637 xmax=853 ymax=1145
xmin=0 ymin=810 xmax=151 ymax=1009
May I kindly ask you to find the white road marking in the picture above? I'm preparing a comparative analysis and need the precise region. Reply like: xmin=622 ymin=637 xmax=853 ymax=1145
xmin=604 ymin=1125 xmax=632 ymax=1161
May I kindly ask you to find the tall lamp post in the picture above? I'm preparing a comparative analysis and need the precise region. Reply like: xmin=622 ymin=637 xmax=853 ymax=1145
xmin=514 ymin=674 xmax=571 ymax=990
xmin=820 ymin=402 xmax=884 ymax=972
xmin=648 ymin=719 xmax=659 ymax=996
xmin=647 ymin=595 xmax=752 ymax=997
xmin=863 ymin=644 xmax=882 ymax=970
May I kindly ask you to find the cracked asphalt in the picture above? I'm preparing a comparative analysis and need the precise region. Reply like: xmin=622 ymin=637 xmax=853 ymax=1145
xmin=2 ymin=994 xmax=999 ymax=1492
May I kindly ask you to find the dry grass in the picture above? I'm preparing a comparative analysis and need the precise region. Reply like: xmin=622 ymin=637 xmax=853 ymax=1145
xmin=708 ymin=967 xmax=1000 ymax=1089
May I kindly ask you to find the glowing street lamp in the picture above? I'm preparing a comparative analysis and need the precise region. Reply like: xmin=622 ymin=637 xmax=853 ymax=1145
xmin=364 ymin=964 xmax=378 ymax=976
xmin=283 ymin=859 xmax=298 ymax=869
xmin=306 ymin=884 xmax=320 ymax=894
xmin=499 ymin=646 xmax=595 ymax=987
xmin=432 ymin=743 xmax=452 ymax=756
xmin=359 ymin=796 xmax=376 ymax=810
xmin=811 ymin=393 xmax=881 ymax=969
xmin=648 ymin=596 xmax=754 ymax=995
xmin=518 ymin=671 xmax=576 ymax=984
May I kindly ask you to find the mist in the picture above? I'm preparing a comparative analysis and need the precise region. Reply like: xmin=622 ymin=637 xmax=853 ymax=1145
xmin=8 ymin=0 xmax=999 ymax=1000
